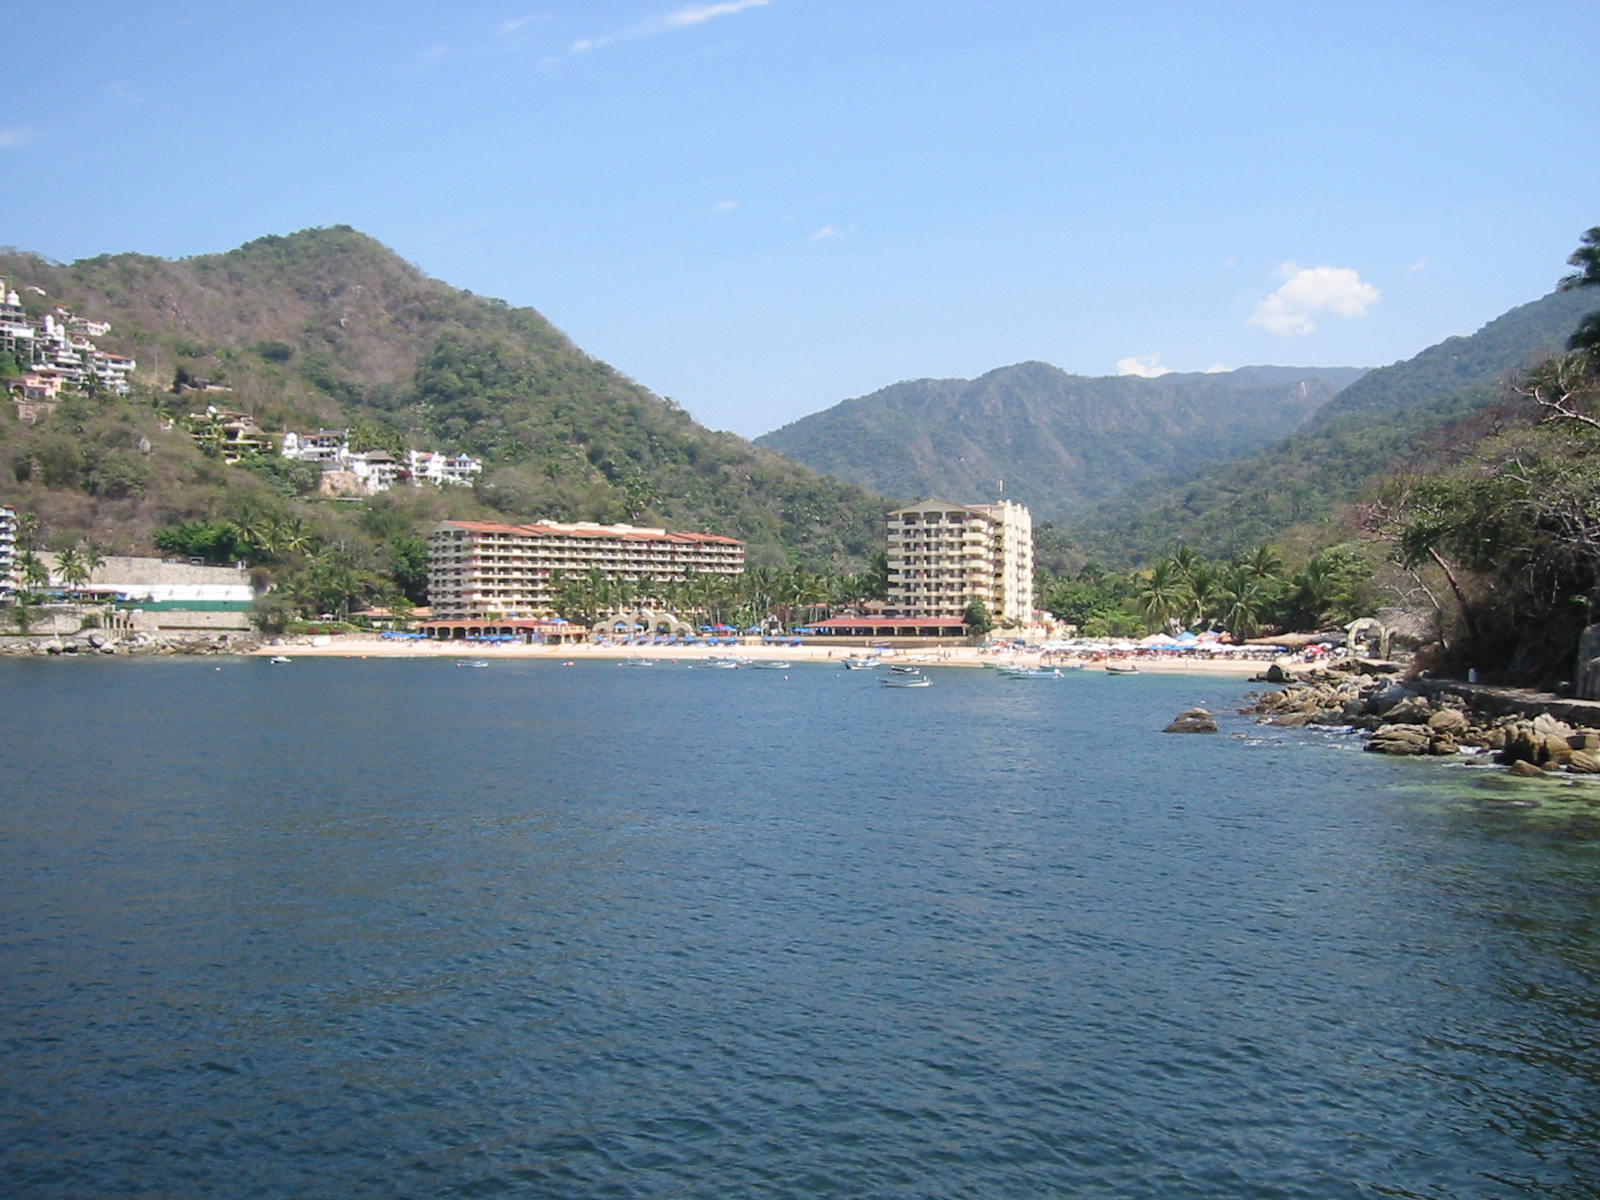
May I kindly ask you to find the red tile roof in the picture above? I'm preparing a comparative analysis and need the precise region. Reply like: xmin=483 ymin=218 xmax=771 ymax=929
xmin=437 ymin=519 xmax=740 ymax=546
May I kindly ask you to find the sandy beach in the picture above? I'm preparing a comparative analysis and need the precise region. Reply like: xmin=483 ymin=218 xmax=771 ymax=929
xmin=249 ymin=635 xmax=1280 ymax=677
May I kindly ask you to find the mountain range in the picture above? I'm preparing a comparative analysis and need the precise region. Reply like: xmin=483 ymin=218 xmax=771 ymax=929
xmin=1065 ymin=287 xmax=1600 ymax=564
xmin=755 ymin=362 xmax=1367 ymax=521
xmin=1 ymin=225 xmax=1594 ymax=579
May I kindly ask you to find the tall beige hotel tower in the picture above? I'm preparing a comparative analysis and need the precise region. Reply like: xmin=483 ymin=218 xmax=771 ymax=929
xmin=885 ymin=499 xmax=1034 ymax=626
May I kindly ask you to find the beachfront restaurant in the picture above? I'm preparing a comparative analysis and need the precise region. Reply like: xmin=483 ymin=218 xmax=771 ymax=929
xmin=803 ymin=616 xmax=971 ymax=643
xmin=418 ymin=618 xmax=585 ymax=644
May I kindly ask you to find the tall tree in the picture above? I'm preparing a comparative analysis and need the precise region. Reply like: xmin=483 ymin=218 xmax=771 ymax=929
xmin=1559 ymin=225 xmax=1600 ymax=353
xmin=54 ymin=546 xmax=88 ymax=598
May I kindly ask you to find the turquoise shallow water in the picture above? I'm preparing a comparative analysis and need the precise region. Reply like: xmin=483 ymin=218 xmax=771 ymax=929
xmin=3 ymin=657 xmax=1600 ymax=1198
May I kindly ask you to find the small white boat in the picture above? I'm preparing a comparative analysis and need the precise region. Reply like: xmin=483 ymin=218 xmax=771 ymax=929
xmin=999 ymin=666 xmax=1062 ymax=679
xmin=881 ymin=672 xmax=930 ymax=688
xmin=842 ymin=655 xmax=881 ymax=670
xmin=1105 ymin=663 xmax=1140 ymax=675
xmin=704 ymin=656 xmax=743 ymax=669
xmin=455 ymin=658 xmax=488 ymax=668
xmin=619 ymin=658 xmax=657 ymax=667
xmin=268 ymin=655 xmax=291 ymax=664
xmin=753 ymin=659 xmax=792 ymax=670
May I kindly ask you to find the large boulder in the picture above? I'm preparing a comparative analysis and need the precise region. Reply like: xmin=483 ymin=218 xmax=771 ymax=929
xmin=1366 ymin=724 xmax=1433 ymax=755
xmin=1496 ymin=715 xmax=1579 ymax=769
xmin=1566 ymin=750 xmax=1600 ymax=774
xmin=1164 ymin=708 xmax=1218 ymax=734
xmin=1381 ymin=695 xmax=1435 ymax=725
xmin=1265 ymin=711 xmax=1319 ymax=728
xmin=1366 ymin=682 xmax=1411 ymax=714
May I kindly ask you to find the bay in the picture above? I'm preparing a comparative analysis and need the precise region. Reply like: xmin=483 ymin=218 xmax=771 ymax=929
xmin=3 ymin=657 xmax=1600 ymax=1198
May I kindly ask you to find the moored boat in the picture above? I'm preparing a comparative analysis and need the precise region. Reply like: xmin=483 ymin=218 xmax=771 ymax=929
xmin=998 ymin=666 xmax=1062 ymax=679
xmin=880 ymin=671 xmax=930 ymax=687
xmin=1105 ymin=663 xmax=1140 ymax=675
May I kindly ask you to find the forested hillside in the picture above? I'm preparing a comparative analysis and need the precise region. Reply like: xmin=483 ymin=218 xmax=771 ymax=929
xmin=0 ymin=227 xmax=887 ymax=571
xmin=1066 ymin=288 xmax=1600 ymax=566
xmin=755 ymin=362 xmax=1366 ymax=521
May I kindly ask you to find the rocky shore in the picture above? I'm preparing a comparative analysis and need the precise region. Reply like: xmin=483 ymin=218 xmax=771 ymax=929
xmin=0 ymin=631 xmax=257 ymax=656
xmin=1242 ymin=659 xmax=1600 ymax=777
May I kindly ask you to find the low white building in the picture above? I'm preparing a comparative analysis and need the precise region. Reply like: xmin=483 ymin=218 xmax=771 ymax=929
xmin=282 ymin=430 xmax=481 ymax=493
xmin=408 ymin=450 xmax=481 ymax=486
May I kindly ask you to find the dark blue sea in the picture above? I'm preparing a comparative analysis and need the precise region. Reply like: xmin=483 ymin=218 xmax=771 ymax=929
xmin=4 ymin=657 xmax=1600 ymax=1198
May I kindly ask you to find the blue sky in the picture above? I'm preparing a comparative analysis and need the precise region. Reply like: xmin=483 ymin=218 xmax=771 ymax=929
xmin=7 ymin=2 xmax=1597 ymax=437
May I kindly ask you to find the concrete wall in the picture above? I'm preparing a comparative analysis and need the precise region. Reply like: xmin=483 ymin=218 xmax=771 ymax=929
xmin=43 ymin=554 xmax=256 ymax=603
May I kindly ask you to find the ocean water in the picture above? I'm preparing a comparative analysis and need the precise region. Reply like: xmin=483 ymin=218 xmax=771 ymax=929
xmin=3 ymin=657 xmax=1600 ymax=1198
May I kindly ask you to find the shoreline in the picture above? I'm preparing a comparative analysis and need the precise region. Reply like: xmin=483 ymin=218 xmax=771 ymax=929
xmin=248 ymin=635 xmax=1280 ymax=677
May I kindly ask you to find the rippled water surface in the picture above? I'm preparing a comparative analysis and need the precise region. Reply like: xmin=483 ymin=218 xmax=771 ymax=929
xmin=5 ymin=657 xmax=1600 ymax=1198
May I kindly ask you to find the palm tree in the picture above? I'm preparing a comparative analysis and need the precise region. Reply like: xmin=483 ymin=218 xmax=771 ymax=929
xmin=1137 ymin=560 xmax=1184 ymax=630
xmin=1218 ymin=564 xmax=1267 ymax=639
xmin=54 ymin=546 xmax=88 ymax=599
xmin=16 ymin=550 xmax=50 ymax=596
xmin=262 ymin=514 xmax=316 ymax=561
xmin=1168 ymin=544 xmax=1203 ymax=585
xmin=1238 ymin=544 xmax=1283 ymax=584
xmin=1183 ymin=562 xmax=1223 ymax=629
xmin=229 ymin=511 xmax=280 ymax=561
xmin=1286 ymin=552 xmax=1357 ymax=631
xmin=80 ymin=542 xmax=105 ymax=586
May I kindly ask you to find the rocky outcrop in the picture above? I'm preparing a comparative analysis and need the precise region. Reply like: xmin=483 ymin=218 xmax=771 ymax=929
xmin=0 ymin=632 xmax=257 ymax=657
xmin=1163 ymin=708 xmax=1219 ymax=734
xmin=1241 ymin=660 xmax=1600 ymax=776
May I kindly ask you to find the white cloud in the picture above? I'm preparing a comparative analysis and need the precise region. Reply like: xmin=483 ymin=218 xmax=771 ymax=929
xmin=1116 ymin=354 xmax=1172 ymax=378
xmin=573 ymin=0 xmax=769 ymax=54
xmin=662 ymin=0 xmax=770 ymax=28
xmin=498 ymin=14 xmax=540 ymax=36
xmin=809 ymin=225 xmax=837 ymax=241
xmin=0 ymin=127 xmax=36 ymax=149
xmin=1204 ymin=364 xmax=1231 ymax=374
xmin=1248 ymin=263 xmax=1380 ymax=337
xmin=1406 ymin=257 xmax=1432 ymax=273
xmin=710 ymin=199 xmax=738 ymax=213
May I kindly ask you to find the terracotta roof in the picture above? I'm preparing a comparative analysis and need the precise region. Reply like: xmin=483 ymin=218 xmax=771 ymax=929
xmin=436 ymin=519 xmax=740 ymax=546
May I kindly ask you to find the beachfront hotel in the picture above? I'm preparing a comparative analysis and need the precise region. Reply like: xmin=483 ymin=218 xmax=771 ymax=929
xmin=426 ymin=519 xmax=745 ymax=620
xmin=884 ymin=499 xmax=1034 ymax=625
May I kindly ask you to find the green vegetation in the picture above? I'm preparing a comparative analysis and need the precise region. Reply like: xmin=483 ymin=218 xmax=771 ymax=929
xmin=0 ymin=227 xmax=892 ymax=625
xmin=1035 ymin=543 xmax=1371 ymax=640
xmin=1363 ymin=231 xmax=1600 ymax=686
xmin=757 ymin=362 xmax=1366 ymax=525
xmin=1067 ymin=288 xmax=1600 ymax=566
